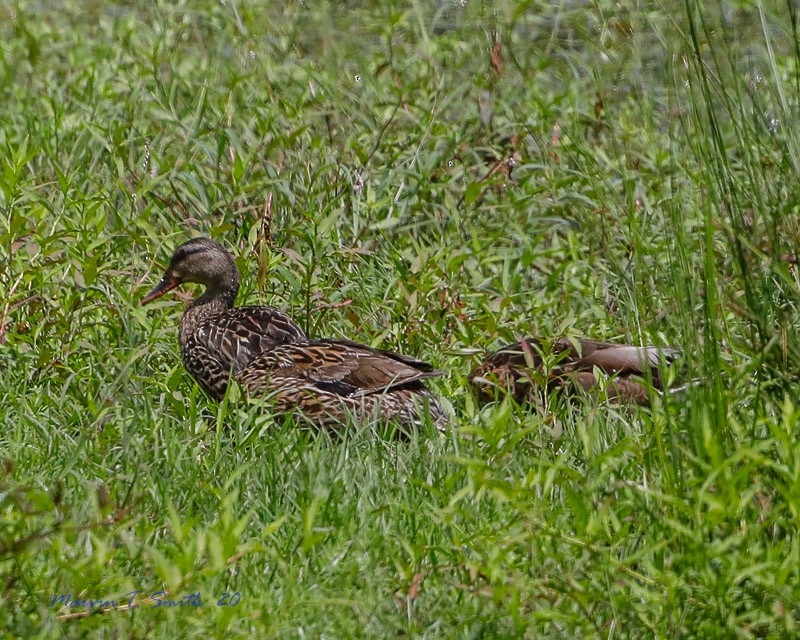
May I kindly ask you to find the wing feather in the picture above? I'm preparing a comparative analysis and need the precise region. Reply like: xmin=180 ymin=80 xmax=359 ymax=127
xmin=240 ymin=339 xmax=442 ymax=397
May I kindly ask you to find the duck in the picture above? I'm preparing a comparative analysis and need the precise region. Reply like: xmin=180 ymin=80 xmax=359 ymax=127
xmin=141 ymin=237 xmax=307 ymax=400
xmin=469 ymin=336 xmax=679 ymax=407
xmin=142 ymin=237 xmax=447 ymax=430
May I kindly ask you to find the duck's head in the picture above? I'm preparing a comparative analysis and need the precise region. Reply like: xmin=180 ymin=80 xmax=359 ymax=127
xmin=142 ymin=237 xmax=241 ymax=305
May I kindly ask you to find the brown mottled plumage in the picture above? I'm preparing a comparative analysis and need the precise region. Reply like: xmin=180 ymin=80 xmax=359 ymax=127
xmin=469 ymin=337 xmax=679 ymax=407
xmin=142 ymin=238 xmax=306 ymax=400
xmin=142 ymin=238 xmax=447 ymax=429
xmin=239 ymin=339 xmax=447 ymax=429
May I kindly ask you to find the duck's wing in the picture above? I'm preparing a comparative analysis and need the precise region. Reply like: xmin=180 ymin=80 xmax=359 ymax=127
xmin=196 ymin=306 xmax=306 ymax=372
xmin=562 ymin=339 xmax=679 ymax=376
xmin=241 ymin=338 xmax=442 ymax=397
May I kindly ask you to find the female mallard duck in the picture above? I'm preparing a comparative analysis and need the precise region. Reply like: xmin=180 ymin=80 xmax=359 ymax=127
xmin=142 ymin=237 xmax=307 ymax=400
xmin=469 ymin=337 xmax=679 ymax=407
xmin=142 ymin=237 xmax=447 ymax=429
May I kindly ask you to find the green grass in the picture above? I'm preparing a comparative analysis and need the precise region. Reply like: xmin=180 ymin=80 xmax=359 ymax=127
xmin=2 ymin=0 xmax=800 ymax=637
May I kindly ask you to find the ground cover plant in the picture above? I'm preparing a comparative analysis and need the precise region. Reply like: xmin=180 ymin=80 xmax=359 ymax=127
xmin=2 ymin=0 xmax=800 ymax=637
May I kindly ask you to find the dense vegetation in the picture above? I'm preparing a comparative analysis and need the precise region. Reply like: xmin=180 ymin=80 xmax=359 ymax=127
xmin=2 ymin=1 xmax=800 ymax=637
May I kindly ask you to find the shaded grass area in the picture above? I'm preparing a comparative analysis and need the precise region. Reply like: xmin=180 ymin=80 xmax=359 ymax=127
xmin=2 ymin=0 xmax=800 ymax=637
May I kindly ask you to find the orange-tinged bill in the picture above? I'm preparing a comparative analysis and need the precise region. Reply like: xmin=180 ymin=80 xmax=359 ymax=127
xmin=141 ymin=274 xmax=180 ymax=305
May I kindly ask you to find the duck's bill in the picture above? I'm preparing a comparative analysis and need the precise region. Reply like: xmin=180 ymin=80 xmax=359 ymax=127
xmin=141 ymin=274 xmax=180 ymax=305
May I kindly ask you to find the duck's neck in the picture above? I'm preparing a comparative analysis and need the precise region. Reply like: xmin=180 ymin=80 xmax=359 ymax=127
xmin=180 ymin=277 xmax=239 ymax=342
xmin=192 ymin=281 xmax=238 ymax=313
